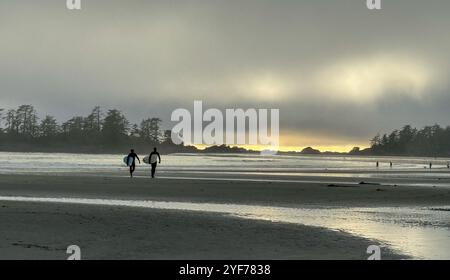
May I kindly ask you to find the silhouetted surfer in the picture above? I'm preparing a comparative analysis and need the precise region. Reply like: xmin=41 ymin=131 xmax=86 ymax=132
xmin=127 ymin=149 xmax=140 ymax=178
xmin=149 ymin=147 xmax=161 ymax=178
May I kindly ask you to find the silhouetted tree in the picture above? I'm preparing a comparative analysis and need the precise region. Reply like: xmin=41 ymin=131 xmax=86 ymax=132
xmin=0 ymin=108 xmax=3 ymax=134
xmin=40 ymin=115 xmax=59 ymax=138
xmin=0 ymin=104 xmax=194 ymax=153
xmin=370 ymin=124 xmax=450 ymax=156
xmin=16 ymin=105 xmax=39 ymax=138
xmin=162 ymin=130 xmax=172 ymax=144
xmin=62 ymin=116 xmax=85 ymax=143
xmin=140 ymin=118 xmax=161 ymax=143
xmin=84 ymin=106 xmax=103 ymax=134
xmin=102 ymin=109 xmax=129 ymax=145
xmin=3 ymin=109 xmax=19 ymax=134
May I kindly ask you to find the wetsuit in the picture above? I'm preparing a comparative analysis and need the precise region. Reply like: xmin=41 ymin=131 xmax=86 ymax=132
xmin=149 ymin=151 xmax=161 ymax=178
xmin=127 ymin=152 xmax=140 ymax=177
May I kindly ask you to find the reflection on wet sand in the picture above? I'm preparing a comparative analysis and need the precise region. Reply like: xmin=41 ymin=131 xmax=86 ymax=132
xmin=0 ymin=196 xmax=449 ymax=259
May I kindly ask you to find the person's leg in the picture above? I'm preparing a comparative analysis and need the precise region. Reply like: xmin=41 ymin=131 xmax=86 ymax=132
xmin=130 ymin=163 xmax=135 ymax=177
xmin=151 ymin=163 xmax=156 ymax=178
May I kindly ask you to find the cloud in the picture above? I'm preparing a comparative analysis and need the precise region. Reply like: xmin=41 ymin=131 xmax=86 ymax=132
xmin=0 ymin=0 xmax=449 ymax=150
xmin=313 ymin=54 xmax=435 ymax=102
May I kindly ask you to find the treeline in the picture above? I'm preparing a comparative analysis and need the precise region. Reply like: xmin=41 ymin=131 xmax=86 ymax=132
xmin=0 ymin=105 xmax=195 ymax=154
xmin=2 ymin=105 xmax=450 ymax=157
xmin=370 ymin=124 xmax=450 ymax=157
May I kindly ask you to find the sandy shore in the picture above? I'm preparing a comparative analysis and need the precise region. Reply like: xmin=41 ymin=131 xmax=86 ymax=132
xmin=1 ymin=173 xmax=449 ymax=207
xmin=1 ymin=173 xmax=448 ymax=259
xmin=0 ymin=200 xmax=406 ymax=260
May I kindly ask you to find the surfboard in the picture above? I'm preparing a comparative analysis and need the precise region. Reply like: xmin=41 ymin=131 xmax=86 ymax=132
xmin=150 ymin=153 xmax=159 ymax=164
xmin=123 ymin=156 xmax=133 ymax=166
xmin=143 ymin=156 xmax=150 ymax=164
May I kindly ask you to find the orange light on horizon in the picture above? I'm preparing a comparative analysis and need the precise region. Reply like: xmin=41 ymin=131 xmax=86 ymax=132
xmin=192 ymin=144 xmax=368 ymax=153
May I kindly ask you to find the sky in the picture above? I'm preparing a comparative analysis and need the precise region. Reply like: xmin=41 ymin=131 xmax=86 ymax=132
xmin=1 ymin=0 xmax=449 ymax=152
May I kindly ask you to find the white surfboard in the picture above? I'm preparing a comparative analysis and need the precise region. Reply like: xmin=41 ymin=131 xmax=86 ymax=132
xmin=143 ymin=156 xmax=150 ymax=164
xmin=150 ymin=153 xmax=159 ymax=164
xmin=123 ymin=156 xmax=133 ymax=166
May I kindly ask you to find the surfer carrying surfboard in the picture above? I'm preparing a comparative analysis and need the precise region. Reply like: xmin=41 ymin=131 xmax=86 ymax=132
xmin=149 ymin=147 xmax=161 ymax=178
xmin=126 ymin=149 xmax=141 ymax=178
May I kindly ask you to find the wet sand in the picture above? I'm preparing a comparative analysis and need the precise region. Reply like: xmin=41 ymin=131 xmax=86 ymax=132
xmin=0 ymin=200 xmax=406 ymax=260
xmin=1 ymin=172 xmax=448 ymax=259
xmin=1 ymin=173 xmax=449 ymax=207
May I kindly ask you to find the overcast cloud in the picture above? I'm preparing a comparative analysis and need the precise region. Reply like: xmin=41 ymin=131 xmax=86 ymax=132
xmin=1 ymin=0 xmax=449 ymax=150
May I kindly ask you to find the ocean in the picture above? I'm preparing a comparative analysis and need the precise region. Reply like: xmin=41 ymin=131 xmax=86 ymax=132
xmin=0 ymin=151 xmax=449 ymax=174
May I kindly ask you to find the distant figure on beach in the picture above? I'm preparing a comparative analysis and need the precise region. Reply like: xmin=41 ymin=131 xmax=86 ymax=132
xmin=447 ymin=162 xmax=450 ymax=169
xmin=149 ymin=147 xmax=161 ymax=178
xmin=429 ymin=162 xmax=433 ymax=169
xmin=390 ymin=162 xmax=393 ymax=168
xmin=376 ymin=161 xmax=379 ymax=168
xmin=127 ymin=149 xmax=140 ymax=178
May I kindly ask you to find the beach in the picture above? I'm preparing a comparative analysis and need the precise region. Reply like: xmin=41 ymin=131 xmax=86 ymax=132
xmin=0 ymin=198 xmax=403 ymax=260
xmin=1 ymin=173 xmax=450 ymax=207
xmin=1 ymin=152 xmax=450 ymax=259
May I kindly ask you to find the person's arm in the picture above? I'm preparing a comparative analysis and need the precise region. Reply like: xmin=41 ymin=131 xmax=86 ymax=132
xmin=136 ymin=154 xmax=141 ymax=164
